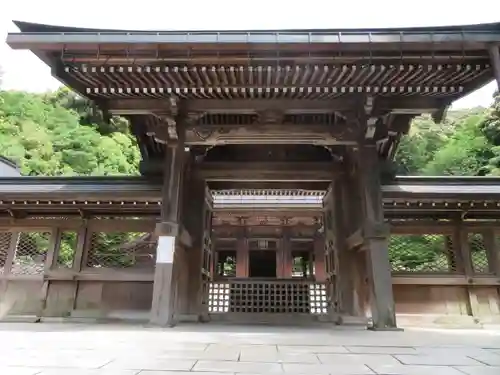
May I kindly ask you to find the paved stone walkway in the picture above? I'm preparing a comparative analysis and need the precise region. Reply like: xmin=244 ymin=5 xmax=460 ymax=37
xmin=0 ymin=323 xmax=499 ymax=374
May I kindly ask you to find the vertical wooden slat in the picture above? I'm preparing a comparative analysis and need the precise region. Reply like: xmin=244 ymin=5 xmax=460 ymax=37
xmin=0 ymin=231 xmax=19 ymax=310
xmin=482 ymin=229 xmax=500 ymax=276
xmin=454 ymin=222 xmax=478 ymax=316
xmin=71 ymin=224 xmax=89 ymax=311
xmin=39 ymin=228 xmax=61 ymax=318
xmin=3 ymin=231 xmax=19 ymax=277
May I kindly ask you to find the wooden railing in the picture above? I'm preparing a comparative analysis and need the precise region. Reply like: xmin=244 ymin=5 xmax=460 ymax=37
xmin=206 ymin=279 xmax=328 ymax=315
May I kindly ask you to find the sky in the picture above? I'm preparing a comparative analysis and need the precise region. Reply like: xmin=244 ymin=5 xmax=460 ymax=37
xmin=1 ymin=0 xmax=499 ymax=109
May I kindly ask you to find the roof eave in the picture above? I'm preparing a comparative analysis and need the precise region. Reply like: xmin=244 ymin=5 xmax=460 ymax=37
xmin=7 ymin=31 xmax=500 ymax=50
xmin=12 ymin=20 xmax=500 ymax=35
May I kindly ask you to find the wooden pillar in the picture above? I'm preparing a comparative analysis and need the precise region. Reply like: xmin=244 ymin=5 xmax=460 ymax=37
xmin=333 ymin=180 xmax=356 ymax=316
xmin=357 ymin=145 xmax=397 ymax=330
xmin=343 ymin=166 xmax=369 ymax=318
xmin=489 ymin=44 xmax=500 ymax=90
xmin=485 ymin=231 xmax=500 ymax=277
xmin=70 ymin=224 xmax=88 ymax=312
xmin=180 ymin=173 xmax=206 ymax=320
xmin=236 ymin=229 xmax=248 ymax=277
xmin=282 ymin=228 xmax=292 ymax=278
xmin=454 ymin=220 xmax=485 ymax=317
xmin=150 ymin=132 xmax=185 ymax=326
xmin=313 ymin=235 xmax=326 ymax=282
xmin=39 ymin=228 xmax=61 ymax=317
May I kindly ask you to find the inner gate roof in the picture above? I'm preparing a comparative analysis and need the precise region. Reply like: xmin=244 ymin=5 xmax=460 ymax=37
xmin=0 ymin=176 xmax=499 ymax=219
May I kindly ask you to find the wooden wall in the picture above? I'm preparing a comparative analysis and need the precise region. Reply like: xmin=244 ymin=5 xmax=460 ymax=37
xmin=0 ymin=217 xmax=499 ymax=324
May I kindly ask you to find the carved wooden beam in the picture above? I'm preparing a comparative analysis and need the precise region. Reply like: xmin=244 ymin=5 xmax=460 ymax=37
xmin=187 ymin=123 xmax=357 ymax=145
xmin=146 ymin=114 xmax=177 ymax=143
xmin=195 ymin=162 xmax=337 ymax=181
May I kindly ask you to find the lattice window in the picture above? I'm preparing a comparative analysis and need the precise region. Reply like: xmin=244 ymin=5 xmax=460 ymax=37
xmin=208 ymin=282 xmax=230 ymax=313
xmin=228 ymin=282 xmax=311 ymax=314
xmin=468 ymin=233 xmax=491 ymax=274
xmin=86 ymin=232 xmax=156 ymax=269
xmin=309 ymin=284 xmax=328 ymax=315
xmin=12 ymin=231 xmax=51 ymax=275
xmin=389 ymin=234 xmax=456 ymax=273
xmin=0 ymin=232 xmax=13 ymax=274
xmin=57 ymin=231 xmax=78 ymax=269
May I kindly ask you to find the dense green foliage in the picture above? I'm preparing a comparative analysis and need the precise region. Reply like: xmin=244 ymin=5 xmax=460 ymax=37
xmin=395 ymin=96 xmax=500 ymax=176
xmin=0 ymin=88 xmax=140 ymax=176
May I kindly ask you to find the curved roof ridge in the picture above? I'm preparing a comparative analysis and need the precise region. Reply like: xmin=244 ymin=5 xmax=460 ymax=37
xmin=13 ymin=20 xmax=500 ymax=34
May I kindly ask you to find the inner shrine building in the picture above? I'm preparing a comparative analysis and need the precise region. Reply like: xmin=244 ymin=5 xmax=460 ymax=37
xmin=2 ymin=21 xmax=500 ymax=330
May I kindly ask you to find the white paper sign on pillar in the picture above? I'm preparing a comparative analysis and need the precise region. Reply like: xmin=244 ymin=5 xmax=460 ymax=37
xmin=156 ymin=236 xmax=175 ymax=263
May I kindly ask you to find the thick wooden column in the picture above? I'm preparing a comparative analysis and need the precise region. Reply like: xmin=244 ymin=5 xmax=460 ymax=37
xmin=357 ymin=145 xmax=398 ymax=330
xmin=150 ymin=133 xmax=185 ymax=326
xmin=342 ymin=165 xmax=369 ymax=318
xmin=282 ymin=228 xmax=292 ymax=278
xmin=333 ymin=180 xmax=356 ymax=317
xmin=489 ymin=44 xmax=500 ymax=90
xmin=236 ymin=229 xmax=248 ymax=277
xmin=313 ymin=235 xmax=326 ymax=282
xmin=180 ymin=172 xmax=207 ymax=320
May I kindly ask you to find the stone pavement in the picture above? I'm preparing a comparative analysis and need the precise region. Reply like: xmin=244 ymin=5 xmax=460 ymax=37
xmin=0 ymin=323 xmax=499 ymax=374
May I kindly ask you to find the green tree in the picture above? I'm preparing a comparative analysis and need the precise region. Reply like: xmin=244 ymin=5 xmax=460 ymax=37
xmin=0 ymin=88 xmax=144 ymax=269
xmin=0 ymin=90 xmax=140 ymax=176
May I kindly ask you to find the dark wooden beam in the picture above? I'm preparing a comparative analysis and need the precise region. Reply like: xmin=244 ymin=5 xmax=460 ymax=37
xmin=108 ymin=98 xmax=354 ymax=114
xmin=373 ymin=97 xmax=446 ymax=116
xmin=107 ymin=97 xmax=444 ymax=115
xmin=195 ymin=162 xmax=336 ymax=181
xmin=207 ymin=181 xmax=331 ymax=191
xmin=488 ymin=44 xmax=500 ymax=90
xmin=213 ymin=224 xmax=317 ymax=231
xmin=213 ymin=210 xmax=319 ymax=217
